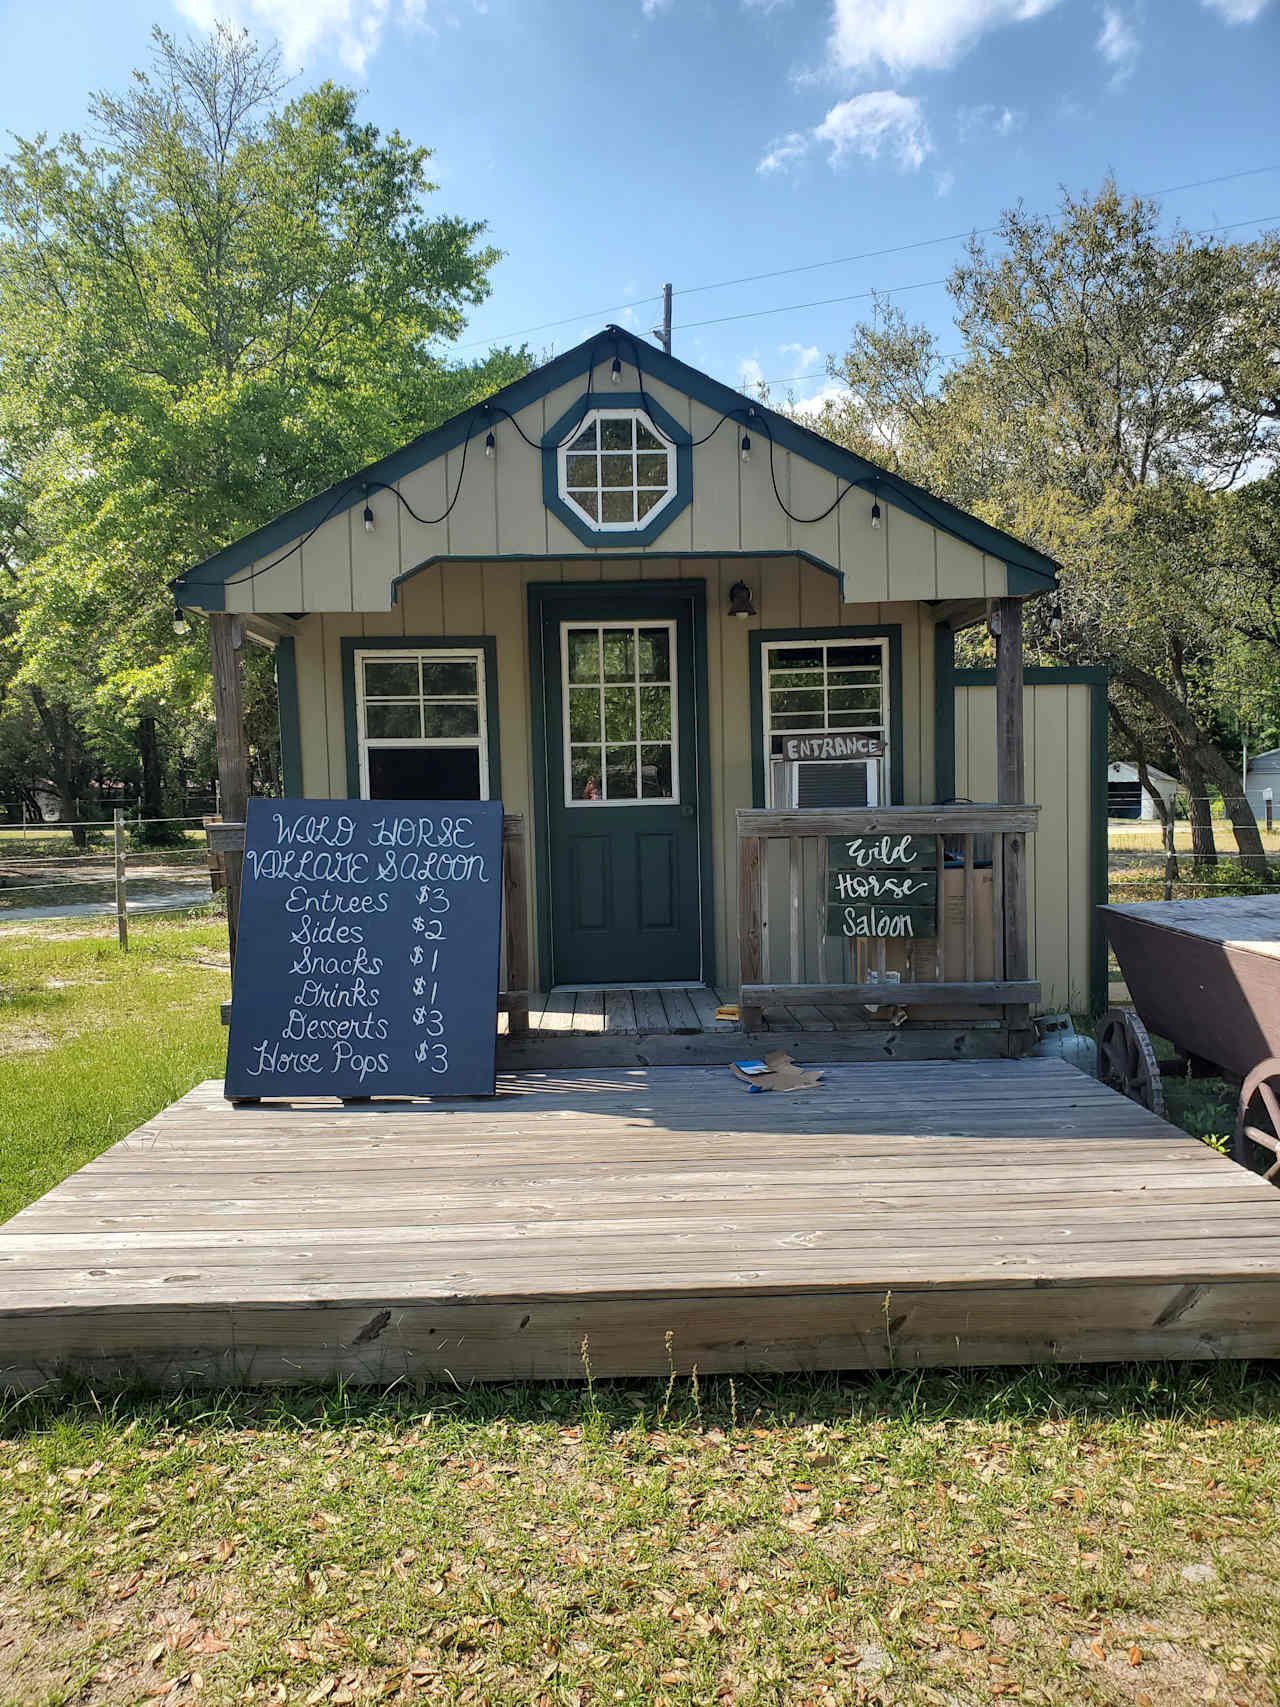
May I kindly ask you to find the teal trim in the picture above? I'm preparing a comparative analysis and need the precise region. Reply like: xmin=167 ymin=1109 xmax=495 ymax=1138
xmin=526 ymin=579 xmax=715 ymax=990
xmin=749 ymin=626 xmax=904 ymax=808
xmin=340 ymin=635 xmax=501 ymax=801
xmin=541 ymin=391 xmax=694 ymax=549
xmin=275 ymin=635 xmax=302 ymax=797
xmin=954 ymin=663 xmax=1109 ymax=1016
xmin=934 ymin=622 xmax=956 ymax=804
xmin=173 ymin=325 xmax=1059 ymax=606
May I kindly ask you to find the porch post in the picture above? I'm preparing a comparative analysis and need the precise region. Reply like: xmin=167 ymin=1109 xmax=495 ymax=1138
xmin=209 ymin=612 xmax=249 ymax=968
xmin=994 ymin=596 xmax=1029 ymax=989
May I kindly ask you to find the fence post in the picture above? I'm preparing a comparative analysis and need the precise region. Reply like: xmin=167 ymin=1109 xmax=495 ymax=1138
xmin=113 ymin=808 xmax=128 ymax=951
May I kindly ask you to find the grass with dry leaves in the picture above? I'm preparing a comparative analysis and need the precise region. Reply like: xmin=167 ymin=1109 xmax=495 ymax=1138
xmin=1 ymin=1366 xmax=1279 ymax=1707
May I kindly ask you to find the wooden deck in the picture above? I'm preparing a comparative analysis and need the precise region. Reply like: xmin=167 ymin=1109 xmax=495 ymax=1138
xmin=498 ymin=985 xmax=1016 ymax=1066
xmin=4 ymin=1059 xmax=1280 ymax=1388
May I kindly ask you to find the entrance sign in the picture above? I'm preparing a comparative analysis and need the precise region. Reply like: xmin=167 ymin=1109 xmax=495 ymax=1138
xmin=783 ymin=734 xmax=885 ymax=762
xmin=826 ymin=833 xmax=938 ymax=941
xmin=225 ymin=798 xmax=503 ymax=1100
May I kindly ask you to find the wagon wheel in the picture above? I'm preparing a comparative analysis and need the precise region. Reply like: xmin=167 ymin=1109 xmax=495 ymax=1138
xmin=1234 ymin=1057 xmax=1280 ymax=1179
xmin=1096 ymin=1008 xmax=1166 ymax=1117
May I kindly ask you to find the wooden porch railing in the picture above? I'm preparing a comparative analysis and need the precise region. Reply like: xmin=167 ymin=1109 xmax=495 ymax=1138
xmin=206 ymin=811 xmax=530 ymax=1036
xmin=735 ymin=805 xmax=1039 ymax=1032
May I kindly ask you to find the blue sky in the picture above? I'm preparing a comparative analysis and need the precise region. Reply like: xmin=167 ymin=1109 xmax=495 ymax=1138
xmin=1 ymin=0 xmax=1277 ymax=412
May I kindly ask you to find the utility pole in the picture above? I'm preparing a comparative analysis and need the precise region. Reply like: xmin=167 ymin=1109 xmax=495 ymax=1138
xmin=653 ymin=283 xmax=672 ymax=355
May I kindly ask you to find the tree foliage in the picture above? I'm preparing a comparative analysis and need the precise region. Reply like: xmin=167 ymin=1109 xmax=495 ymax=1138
xmin=814 ymin=182 xmax=1280 ymax=864
xmin=0 ymin=25 xmax=526 ymax=822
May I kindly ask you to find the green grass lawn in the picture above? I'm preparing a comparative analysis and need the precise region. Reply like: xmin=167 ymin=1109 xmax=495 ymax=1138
xmin=0 ymin=913 xmax=229 ymax=1222
xmin=2 ymin=918 xmax=1280 ymax=1704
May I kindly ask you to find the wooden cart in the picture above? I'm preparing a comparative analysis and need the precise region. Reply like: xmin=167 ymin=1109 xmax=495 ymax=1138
xmin=1099 ymin=896 xmax=1280 ymax=1178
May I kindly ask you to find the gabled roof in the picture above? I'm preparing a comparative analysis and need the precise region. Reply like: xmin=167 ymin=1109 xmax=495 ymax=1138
xmin=173 ymin=326 xmax=1060 ymax=601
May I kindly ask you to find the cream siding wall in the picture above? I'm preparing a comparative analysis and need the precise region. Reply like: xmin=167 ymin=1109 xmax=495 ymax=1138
xmin=954 ymin=679 xmax=1098 ymax=1014
xmin=217 ymin=355 xmax=1006 ymax=617
xmin=292 ymin=554 xmax=941 ymax=990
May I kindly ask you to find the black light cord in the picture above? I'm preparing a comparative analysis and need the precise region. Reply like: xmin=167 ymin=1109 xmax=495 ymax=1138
xmin=176 ymin=336 xmax=970 ymax=597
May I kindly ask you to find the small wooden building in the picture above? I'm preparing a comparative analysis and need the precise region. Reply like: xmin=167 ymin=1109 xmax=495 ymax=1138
xmin=175 ymin=328 xmax=1107 ymax=1054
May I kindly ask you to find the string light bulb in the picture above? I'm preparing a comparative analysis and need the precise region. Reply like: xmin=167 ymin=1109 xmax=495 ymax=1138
xmin=171 ymin=606 xmax=190 ymax=636
xmin=1050 ymin=595 xmax=1064 ymax=636
xmin=870 ymin=499 xmax=881 ymax=530
xmin=485 ymin=429 xmax=496 ymax=458
xmin=610 ymin=355 xmax=623 ymax=385
xmin=363 ymin=502 xmax=375 ymax=532
xmin=740 ymin=432 xmax=752 ymax=462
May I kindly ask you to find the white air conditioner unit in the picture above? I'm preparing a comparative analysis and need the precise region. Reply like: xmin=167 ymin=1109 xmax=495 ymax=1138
xmin=789 ymin=758 xmax=880 ymax=808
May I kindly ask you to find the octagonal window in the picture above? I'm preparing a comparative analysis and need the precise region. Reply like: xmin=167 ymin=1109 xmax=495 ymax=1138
xmin=557 ymin=408 xmax=677 ymax=532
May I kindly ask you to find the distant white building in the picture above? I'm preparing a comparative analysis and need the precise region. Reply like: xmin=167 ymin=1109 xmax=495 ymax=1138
xmin=1245 ymin=748 xmax=1280 ymax=821
xmin=1107 ymin=761 xmax=1180 ymax=821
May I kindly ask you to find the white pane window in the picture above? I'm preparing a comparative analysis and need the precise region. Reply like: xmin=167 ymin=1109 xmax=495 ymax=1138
xmin=356 ymin=648 xmax=489 ymax=801
xmin=561 ymin=621 xmax=678 ymax=806
xmin=557 ymin=408 xmax=677 ymax=532
xmin=762 ymin=638 xmax=890 ymax=807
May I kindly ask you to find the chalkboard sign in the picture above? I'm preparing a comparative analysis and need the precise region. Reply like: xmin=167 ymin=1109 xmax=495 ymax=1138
xmin=225 ymin=799 xmax=503 ymax=1101
xmin=825 ymin=832 xmax=938 ymax=941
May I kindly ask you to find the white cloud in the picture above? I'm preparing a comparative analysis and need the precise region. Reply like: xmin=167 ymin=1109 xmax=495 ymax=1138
xmin=935 ymin=166 xmax=956 ymax=196
xmin=738 ymin=356 xmax=767 ymax=392
xmin=826 ymin=0 xmax=1063 ymax=79
xmin=743 ymin=0 xmax=791 ymax=10
xmin=956 ymin=102 xmax=1025 ymax=138
xmin=175 ymin=0 xmax=427 ymax=71
xmin=781 ymin=342 xmax=821 ymax=367
xmin=790 ymin=382 xmax=851 ymax=420
xmin=1096 ymin=5 xmax=1140 ymax=76
xmin=757 ymin=131 xmax=812 ymax=174
xmin=759 ymin=91 xmax=930 ymax=176
xmin=641 ymin=0 xmax=673 ymax=14
xmin=815 ymin=91 xmax=932 ymax=170
xmin=1201 ymin=0 xmax=1271 ymax=18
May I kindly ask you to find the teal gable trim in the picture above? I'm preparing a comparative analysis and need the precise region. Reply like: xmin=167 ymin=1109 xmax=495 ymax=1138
xmin=391 ymin=549 xmax=841 ymax=602
xmin=173 ymin=326 xmax=1060 ymax=607
xmin=340 ymin=635 xmax=501 ymax=802
xmin=749 ymin=626 xmax=904 ymax=809
xmin=541 ymin=391 xmax=694 ymax=549
xmin=275 ymin=635 xmax=302 ymax=797
xmin=933 ymin=622 xmax=956 ymax=804
xmin=955 ymin=664 xmax=1109 ymax=1015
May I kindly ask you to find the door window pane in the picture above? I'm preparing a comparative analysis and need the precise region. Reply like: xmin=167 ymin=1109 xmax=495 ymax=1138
xmin=562 ymin=622 xmax=677 ymax=806
xmin=567 ymin=630 xmax=601 ymax=683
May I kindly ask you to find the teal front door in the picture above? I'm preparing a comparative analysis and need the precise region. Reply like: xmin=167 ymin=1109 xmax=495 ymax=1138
xmin=537 ymin=587 xmax=705 ymax=985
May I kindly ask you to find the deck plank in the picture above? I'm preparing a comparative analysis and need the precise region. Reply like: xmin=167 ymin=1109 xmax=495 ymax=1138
xmin=3 ymin=1061 xmax=1280 ymax=1386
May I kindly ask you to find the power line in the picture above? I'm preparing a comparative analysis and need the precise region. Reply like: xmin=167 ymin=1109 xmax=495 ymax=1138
xmin=453 ymin=161 xmax=1280 ymax=354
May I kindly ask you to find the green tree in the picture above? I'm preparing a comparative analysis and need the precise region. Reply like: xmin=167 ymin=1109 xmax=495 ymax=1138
xmin=816 ymin=184 xmax=1280 ymax=867
xmin=0 ymin=24 xmax=527 ymax=828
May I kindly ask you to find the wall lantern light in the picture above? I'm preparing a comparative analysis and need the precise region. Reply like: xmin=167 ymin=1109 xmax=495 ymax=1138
xmin=728 ymin=580 xmax=757 ymax=619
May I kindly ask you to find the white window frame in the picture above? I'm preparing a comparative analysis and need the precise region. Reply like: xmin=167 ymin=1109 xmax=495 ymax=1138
xmin=560 ymin=619 xmax=680 ymax=808
xmin=354 ymin=646 xmax=490 ymax=801
xmin=761 ymin=636 xmax=891 ymax=808
xmin=556 ymin=407 xmax=678 ymax=533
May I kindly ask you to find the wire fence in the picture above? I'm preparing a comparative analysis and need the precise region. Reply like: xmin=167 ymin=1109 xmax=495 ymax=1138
xmin=0 ymin=812 xmax=218 ymax=936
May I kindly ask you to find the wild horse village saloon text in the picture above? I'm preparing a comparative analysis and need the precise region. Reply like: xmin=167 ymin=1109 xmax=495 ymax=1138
xmin=827 ymin=833 xmax=938 ymax=942
xmin=224 ymin=802 xmax=504 ymax=1100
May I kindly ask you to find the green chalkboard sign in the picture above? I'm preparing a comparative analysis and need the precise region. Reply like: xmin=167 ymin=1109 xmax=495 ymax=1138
xmin=827 ymin=833 xmax=937 ymax=872
xmin=827 ymin=903 xmax=937 ymax=940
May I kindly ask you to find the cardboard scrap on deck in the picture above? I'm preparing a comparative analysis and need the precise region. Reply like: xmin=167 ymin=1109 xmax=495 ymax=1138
xmin=730 ymin=1051 xmax=825 ymax=1094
